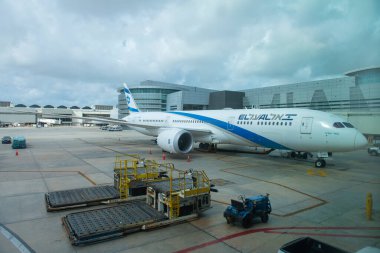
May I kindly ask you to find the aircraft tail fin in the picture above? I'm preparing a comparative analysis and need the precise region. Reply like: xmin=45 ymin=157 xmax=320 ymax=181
xmin=123 ymin=83 xmax=140 ymax=113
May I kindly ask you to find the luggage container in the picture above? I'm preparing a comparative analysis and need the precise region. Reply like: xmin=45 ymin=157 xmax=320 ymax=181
xmin=12 ymin=136 xmax=26 ymax=149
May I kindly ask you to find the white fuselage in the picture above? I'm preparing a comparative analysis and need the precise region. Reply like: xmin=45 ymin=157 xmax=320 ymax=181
xmin=123 ymin=108 xmax=367 ymax=153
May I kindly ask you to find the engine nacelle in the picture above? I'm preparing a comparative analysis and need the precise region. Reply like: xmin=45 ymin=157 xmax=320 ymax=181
xmin=157 ymin=129 xmax=193 ymax=154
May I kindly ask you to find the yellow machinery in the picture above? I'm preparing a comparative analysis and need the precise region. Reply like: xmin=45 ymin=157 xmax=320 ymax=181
xmin=114 ymin=155 xmax=212 ymax=219
xmin=114 ymin=154 xmax=168 ymax=199
xmin=145 ymin=163 xmax=211 ymax=219
xmin=169 ymin=168 xmax=211 ymax=218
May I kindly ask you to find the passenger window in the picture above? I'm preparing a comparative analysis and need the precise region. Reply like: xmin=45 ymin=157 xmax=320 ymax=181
xmin=333 ymin=122 xmax=345 ymax=128
xmin=343 ymin=122 xmax=354 ymax=128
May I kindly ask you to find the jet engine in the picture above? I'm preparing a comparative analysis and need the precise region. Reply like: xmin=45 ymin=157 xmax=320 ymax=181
xmin=157 ymin=129 xmax=193 ymax=154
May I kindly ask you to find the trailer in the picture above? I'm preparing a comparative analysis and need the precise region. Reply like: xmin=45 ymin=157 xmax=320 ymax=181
xmin=62 ymin=200 xmax=167 ymax=246
xmin=45 ymin=185 xmax=120 ymax=211
xmin=45 ymin=155 xmax=168 ymax=211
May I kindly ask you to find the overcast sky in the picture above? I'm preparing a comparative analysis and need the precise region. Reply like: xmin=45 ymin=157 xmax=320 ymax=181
xmin=1 ymin=0 xmax=379 ymax=107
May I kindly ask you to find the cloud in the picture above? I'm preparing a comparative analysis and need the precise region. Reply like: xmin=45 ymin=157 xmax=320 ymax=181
xmin=0 ymin=0 xmax=379 ymax=106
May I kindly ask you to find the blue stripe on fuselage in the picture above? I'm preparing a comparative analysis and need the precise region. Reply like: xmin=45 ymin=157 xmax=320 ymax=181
xmin=168 ymin=111 xmax=289 ymax=150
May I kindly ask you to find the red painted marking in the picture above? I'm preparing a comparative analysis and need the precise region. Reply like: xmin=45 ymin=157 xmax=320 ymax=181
xmin=174 ymin=226 xmax=380 ymax=253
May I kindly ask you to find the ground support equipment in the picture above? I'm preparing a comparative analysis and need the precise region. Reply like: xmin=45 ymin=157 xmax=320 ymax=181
xmin=45 ymin=185 xmax=120 ymax=212
xmin=62 ymin=200 xmax=167 ymax=246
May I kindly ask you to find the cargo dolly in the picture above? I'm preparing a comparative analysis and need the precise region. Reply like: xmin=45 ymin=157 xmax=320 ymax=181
xmin=45 ymin=185 xmax=120 ymax=212
xmin=62 ymin=200 xmax=168 ymax=246
xmin=45 ymin=155 xmax=168 ymax=211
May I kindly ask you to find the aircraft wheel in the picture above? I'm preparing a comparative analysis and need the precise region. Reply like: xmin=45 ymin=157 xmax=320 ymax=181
xmin=315 ymin=159 xmax=326 ymax=168
xmin=261 ymin=213 xmax=269 ymax=223
xmin=242 ymin=216 xmax=252 ymax=228
xmin=226 ymin=217 xmax=233 ymax=224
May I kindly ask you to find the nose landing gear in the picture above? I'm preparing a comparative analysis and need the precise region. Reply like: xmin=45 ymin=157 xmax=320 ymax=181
xmin=315 ymin=159 xmax=326 ymax=168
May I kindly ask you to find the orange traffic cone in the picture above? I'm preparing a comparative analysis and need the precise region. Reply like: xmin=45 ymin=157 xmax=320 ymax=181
xmin=187 ymin=155 xmax=191 ymax=162
xmin=16 ymin=150 xmax=19 ymax=156
xmin=162 ymin=152 xmax=166 ymax=160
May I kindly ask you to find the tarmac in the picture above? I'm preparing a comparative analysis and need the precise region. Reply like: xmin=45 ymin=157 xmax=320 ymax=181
xmin=0 ymin=126 xmax=379 ymax=253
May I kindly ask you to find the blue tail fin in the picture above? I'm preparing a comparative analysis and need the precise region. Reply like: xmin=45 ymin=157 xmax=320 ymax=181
xmin=123 ymin=83 xmax=140 ymax=113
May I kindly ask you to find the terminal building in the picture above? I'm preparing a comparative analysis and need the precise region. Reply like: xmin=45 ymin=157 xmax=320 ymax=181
xmin=0 ymin=104 xmax=115 ymax=127
xmin=118 ymin=66 xmax=380 ymax=139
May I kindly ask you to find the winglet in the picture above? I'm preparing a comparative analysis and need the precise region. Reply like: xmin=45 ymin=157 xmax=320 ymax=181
xmin=123 ymin=83 xmax=140 ymax=113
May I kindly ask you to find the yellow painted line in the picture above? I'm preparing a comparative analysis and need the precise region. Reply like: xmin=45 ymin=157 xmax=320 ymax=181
xmin=0 ymin=170 xmax=97 ymax=185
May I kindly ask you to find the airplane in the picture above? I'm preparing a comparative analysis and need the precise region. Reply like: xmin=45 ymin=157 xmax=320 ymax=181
xmin=121 ymin=83 xmax=368 ymax=168
xmin=10 ymin=83 xmax=368 ymax=168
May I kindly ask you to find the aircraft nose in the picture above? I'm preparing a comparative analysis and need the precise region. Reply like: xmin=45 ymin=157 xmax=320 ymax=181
xmin=354 ymin=132 xmax=368 ymax=149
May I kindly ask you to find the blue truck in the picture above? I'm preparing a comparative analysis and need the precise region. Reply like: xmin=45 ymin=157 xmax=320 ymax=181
xmin=223 ymin=194 xmax=271 ymax=228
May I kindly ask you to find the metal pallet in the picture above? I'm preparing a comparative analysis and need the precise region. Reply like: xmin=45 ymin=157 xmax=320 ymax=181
xmin=62 ymin=200 xmax=167 ymax=246
xmin=45 ymin=185 xmax=120 ymax=211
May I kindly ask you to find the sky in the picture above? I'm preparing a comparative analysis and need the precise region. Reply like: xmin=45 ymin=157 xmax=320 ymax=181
xmin=1 ymin=0 xmax=379 ymax=107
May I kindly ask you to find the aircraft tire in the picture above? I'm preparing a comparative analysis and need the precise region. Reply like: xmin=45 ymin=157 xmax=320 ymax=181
xmin=315 ymin=159 xmax=326 ymax=168
xmin=242 ymin=216 xmax=252 ymax=228
xmin=261 ymin=213 xmax=269 ymax=223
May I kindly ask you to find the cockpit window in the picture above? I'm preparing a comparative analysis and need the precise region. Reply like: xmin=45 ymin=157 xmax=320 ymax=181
xmin=333 ymin=122 xmax=345 ymax=128
xmin=342 ymin=122 xmax=354 ymax=128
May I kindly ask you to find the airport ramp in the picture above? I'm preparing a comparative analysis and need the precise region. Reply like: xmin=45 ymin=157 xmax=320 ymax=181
xmin=62 ymin=200 xmax=167 ymax=246
xmin=45 ymin=185 xmax=120 ymax=211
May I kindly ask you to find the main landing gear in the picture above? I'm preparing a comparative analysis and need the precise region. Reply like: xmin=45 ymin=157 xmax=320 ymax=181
xmin=198 ymin=143 xmax=217 ymax=152
xmin=290 ymin=151 xmax=328 ymax=168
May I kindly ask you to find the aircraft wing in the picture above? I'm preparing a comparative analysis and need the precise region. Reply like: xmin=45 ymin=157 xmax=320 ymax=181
xmin=124 ymin=120 xmax=212 ymax=136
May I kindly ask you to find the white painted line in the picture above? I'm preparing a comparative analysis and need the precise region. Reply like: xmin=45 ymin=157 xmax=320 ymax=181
xmin=0 ymin=224 xmax=35 ymax=253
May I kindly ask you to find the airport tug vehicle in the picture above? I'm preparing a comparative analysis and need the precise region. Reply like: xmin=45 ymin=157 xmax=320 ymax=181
xmin=224 ymin=194 xmax=271 ymax=228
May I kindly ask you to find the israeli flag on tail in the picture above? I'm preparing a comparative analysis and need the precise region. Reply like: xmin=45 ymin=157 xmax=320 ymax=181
xmin=123 ymin=83 xmax=140 ymax=113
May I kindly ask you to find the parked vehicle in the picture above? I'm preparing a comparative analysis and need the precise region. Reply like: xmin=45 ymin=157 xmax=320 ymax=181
xmin=223 ymin=194 xmax=271 ymax=228
xmin=108 ymin=125 xmax=122 ymax=131
xmin=278 ymin=237 xmax=348 ymax=253
xmin=368 ymin=143 xmax=380 ymax=156
xmin=2 ymin=136 xmax=12 ymax=144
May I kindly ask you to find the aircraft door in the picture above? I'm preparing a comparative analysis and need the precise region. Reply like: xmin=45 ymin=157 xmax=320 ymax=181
xmin=165 ymin=116 xmax=171 ymax=127
xmin=227 ymin=116 xmax=235 ymax=130
xmin=300 ymin=117 xmax=313 ymax=134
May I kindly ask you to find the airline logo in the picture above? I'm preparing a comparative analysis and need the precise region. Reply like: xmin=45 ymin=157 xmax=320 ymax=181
xmin=238 ymin=113 xmax=297 ymax=121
